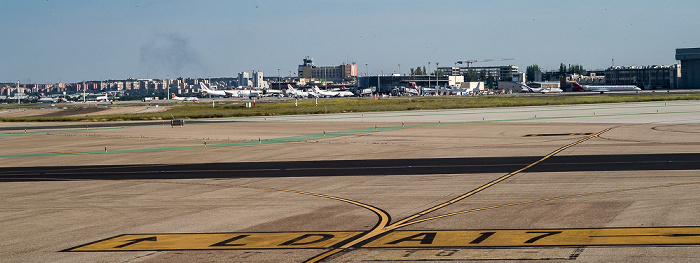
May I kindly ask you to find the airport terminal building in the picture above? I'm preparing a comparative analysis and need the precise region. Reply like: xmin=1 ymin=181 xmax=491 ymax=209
xmin=676 ymin=48 xmax=700 ymax=89
xmin=297 ymin=57 xmax=357 ymax=83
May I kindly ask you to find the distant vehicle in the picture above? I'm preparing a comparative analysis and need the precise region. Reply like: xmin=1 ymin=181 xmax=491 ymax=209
xmin=37 ymin=94 xmax=58 ymax=103
xmin=286 ymin=84 xmax=310 ymax=98
xmin=142 ymin=97 xmax=155 ymax=102
xmin=263 ymin=89 xmax=284 ymax=97
xmin=359 ymin=89 xmax=372 ymax=96
xmin=172 ymin=94 xmax=199 ymax=101
xmin=572 ymin=82 xmax=640 ymax=93
xmin=199 ymin=83 xmax=227 ymax=97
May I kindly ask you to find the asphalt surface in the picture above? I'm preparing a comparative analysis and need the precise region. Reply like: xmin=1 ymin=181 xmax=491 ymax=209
xmin=1 ymin=153 xmax=700 ymax=182
xmin=2 ymin=100 xmax=700 ymax=263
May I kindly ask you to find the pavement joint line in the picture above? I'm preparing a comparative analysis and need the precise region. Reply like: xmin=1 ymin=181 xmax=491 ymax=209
xmin=2 ymin=106 xmax=694 ymax=159
xmin=219 ymin=101 xmax=700 ymax=122
xmin=4 ymin=108 xmax=690 ymax=159
xmin=0 ymin=127 xmax=123 ymax=137
xmin=0 ymin=123 xmax=436 ymax=159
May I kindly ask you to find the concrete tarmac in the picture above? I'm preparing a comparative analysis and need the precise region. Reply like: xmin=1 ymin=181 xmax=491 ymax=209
xmin=1 ymin=100 xmax=700 ymax=262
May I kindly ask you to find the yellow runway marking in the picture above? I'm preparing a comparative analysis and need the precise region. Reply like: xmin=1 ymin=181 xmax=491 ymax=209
xmin=522 ymin=133 xmax=594 ymax=137
xmin=387 ymin=126 xmax=616 ymax=230
xmin=394 ymin=181 xmax=700 ymax=228
xmin=307 ymin=127 xmax=618 ymax=262
xmin=367 ymin=227 xmax=700 ymax=248
xmin=67 ymin=227 xmax=700 ymax=251
xmin=67 ymin=232 xmax=360 ymax=251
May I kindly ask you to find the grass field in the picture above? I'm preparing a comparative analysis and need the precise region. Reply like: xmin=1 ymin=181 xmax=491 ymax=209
xmin=2 ymin=94 xmax=700 ymax=122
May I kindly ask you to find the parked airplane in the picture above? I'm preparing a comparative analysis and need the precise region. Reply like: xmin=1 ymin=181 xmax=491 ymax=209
xmin=199 ymin=83 xmax=227 ymax=96
xmin=37 ymin=94 xmax=58 ymax=103
xmin=287 ymin=84 xmax=310 ymax=98
xmin=233 ymin=89 xmax=262 ymax=99
xmin=572 ymin=82 xmax=640 ymax=93
xmin=312 ymin=86 xmax=339 ymax=97
xmin=521 ymin=85 xmax=563 ymax=93
xmin=172 ymin=94 xmax=199 ymax=101
xmin=96 ymin=93 xmax=110 ymax=102
xmin=335 ymin=86 xmax=354 ymax=97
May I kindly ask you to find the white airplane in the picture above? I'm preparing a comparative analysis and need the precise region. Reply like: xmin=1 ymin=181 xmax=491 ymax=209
xmin=406 ymin=82 xmax=420 ymax=95
xmin=96 ymin=93 xmax=110 ymax=102
xmin=234 ymin=89 xmax=262 ymax=99
xmin=37 ymin=94 xmax=58 ymax=103
xmin=172 ymin=94 xmax=199 ymax=101
xmin=521 ymin=85 xmax=563 ymax=93
xmin=312 ymin=86 xmax=339 ymax=97
xmin=334 ymin=86 xmax=354 ymax=97
xmin=200 ymin=83 xmax=227 ymax=96
xmin=287 ymin=84 xmax=310 ymax=98
xmin=572 ymin=82 xmax=640 ymax=93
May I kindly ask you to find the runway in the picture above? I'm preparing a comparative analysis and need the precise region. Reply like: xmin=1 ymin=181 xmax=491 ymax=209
xmin=2 ymin=153 xmax=700 ymax=182
xmin=1 ymin=100 xmax=700 ymax=262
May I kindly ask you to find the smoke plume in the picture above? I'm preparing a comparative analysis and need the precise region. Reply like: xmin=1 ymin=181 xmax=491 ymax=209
xmin=139 ymin=32 xmax=205 ymax=76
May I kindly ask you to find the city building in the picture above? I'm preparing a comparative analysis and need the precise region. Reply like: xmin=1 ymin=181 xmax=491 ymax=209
xmin=297 ymin=56 xmax=357 ymax=83
xmin=676 ymin=48 xmax=700 ymax=89
xmin=357 ymin=75 xmax=459 ymax=94
xmin=604 ymin=65 xmax=680 ymax=89
xmin=238 ymin=72 xmax=250 ymax=87
xmin=252 ymin=70 xmax=268 ymax=89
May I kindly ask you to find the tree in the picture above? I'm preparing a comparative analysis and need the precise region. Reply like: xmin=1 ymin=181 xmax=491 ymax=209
xmin=559 ymin=63 xmax=566 ymax=76
xmin=526 ymin=64 xmax=541 ymax=82
xmin=422 ymin=66 xmax=427 ymax=75
xmin=566 ymin=64 xmax=585 ymax=75
xmin=410 ymin=68 xmax=415 ymax=75
xmin=465 ymin=69 xmax=478 ymax=82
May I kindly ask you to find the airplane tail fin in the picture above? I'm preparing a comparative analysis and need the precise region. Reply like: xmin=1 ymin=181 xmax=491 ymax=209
xmin=199 ymin=83 xmax=209 ymax=91
xmin=571 ymin=82 xmax=584 ymax=91
xmin=287 ymin=84 xmax=296 ymax=92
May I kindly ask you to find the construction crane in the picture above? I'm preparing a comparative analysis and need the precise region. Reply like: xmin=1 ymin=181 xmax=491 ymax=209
xmin=456 ymin=58 xmax=515 ymax=68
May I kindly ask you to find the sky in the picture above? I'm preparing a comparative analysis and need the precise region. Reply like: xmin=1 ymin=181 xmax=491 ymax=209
xmin=1 ymin=0 xmax=699 ymax=84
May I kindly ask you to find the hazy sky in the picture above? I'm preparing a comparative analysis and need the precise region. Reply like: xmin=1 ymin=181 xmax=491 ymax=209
xmin=2 ymin=0 xmax=699 ymax=83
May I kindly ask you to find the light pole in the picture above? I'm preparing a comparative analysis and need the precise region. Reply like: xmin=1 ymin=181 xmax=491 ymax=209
xmin=365 ymin=63 xmax=368 ymax=76
xmin=435 ymin=62 xmax=439 ymax=89
xmin=398 ymin=64 xmax=401 ymax=76
xmin=428 ymin=62 xmax=431 ymax=93
xmin=277 ymin=68 xmax=280 ymax=91
xmin=166 ymin=74 xmax=170 ymax=100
